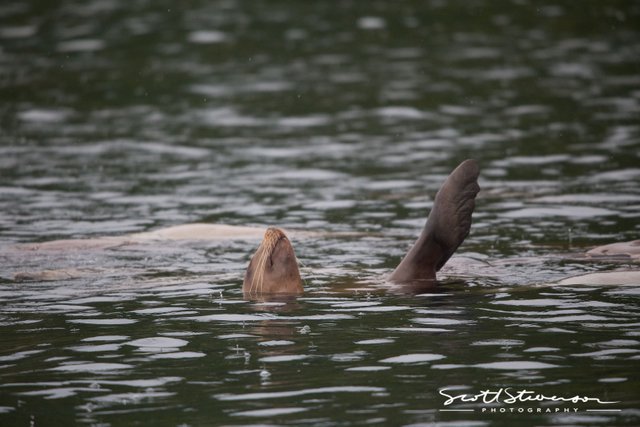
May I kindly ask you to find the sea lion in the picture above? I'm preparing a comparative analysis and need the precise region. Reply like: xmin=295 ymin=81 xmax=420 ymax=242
xmin=6 ymin=224 xmax=271 ymax=282
xmin=388 ymin=159 xmax=480 ymax=284
xmin=586 ymin=240 xmax=640 ymax=261
xmin=243 ymin=227 xmax=303 ymax=296
xmin=10 ymin=157 xmax=635 ymax=291
xmin=243 ymin=159 xmax=481 ymax=294
xmin=12 ymin=224 xmax=269 ymax=252
xmin=556 ymin=270 xmax=640 ymax=286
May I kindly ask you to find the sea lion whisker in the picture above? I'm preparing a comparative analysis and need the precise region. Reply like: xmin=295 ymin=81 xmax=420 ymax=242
xmin=250 ymin=229 xmax=281 ymax=293
xmin=243 ymin=227 xmax=303 ymax=296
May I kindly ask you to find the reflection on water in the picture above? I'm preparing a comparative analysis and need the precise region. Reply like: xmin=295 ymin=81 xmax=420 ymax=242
xmin=1 ymin=0 xmax=639 ymax=426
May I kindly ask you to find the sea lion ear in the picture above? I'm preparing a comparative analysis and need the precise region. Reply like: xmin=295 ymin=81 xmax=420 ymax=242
xmin=427 ymin=159 xmax=480 ymax=271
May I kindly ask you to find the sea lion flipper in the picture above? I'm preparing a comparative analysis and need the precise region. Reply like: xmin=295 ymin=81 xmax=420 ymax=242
xmin=389 ymin=159 xmax=480 ymax=283
xmin=429 ymin=159 xmax=480 ymax=270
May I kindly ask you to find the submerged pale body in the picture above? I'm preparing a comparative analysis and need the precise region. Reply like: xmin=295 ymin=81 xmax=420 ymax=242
xmin=557 ymin=271 xmax=640 ymax=286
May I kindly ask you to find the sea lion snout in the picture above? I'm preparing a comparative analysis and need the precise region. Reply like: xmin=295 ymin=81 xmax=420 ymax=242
xmin=243 ymin=227 xmax=303 ymax=296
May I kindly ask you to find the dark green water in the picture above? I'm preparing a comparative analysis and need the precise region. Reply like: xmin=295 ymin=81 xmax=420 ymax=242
xmin=1 ymin=0 xmax=639 ymax=426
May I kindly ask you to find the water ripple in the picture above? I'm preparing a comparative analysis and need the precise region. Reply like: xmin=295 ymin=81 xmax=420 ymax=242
xmin=51 ymin=363 xmax=133 ymax=373
xmin=215 ymin=386 xmax=386 ymax=401
xmin=380 ymin=354 xmax=446 ymax=364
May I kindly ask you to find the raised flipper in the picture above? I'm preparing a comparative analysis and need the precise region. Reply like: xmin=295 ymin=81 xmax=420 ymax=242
xmin=389 ymin=159 xmax=480 ymax=283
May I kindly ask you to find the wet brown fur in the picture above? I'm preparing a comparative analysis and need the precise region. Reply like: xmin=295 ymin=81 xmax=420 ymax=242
xmin=243 ymin=227 xmax=303 ymax=295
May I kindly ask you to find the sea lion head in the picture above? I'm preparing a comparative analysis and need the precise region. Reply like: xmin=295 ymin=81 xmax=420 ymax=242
xmin=243 ymin=227 xmax=303 ymax=296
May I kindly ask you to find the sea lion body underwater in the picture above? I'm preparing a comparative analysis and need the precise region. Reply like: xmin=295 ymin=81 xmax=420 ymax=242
xmin=243 ymin=159 xmax=481 ymax=295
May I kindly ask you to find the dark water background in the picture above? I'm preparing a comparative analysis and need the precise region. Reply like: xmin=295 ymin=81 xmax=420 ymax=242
xmin=1 ymin=0 xmax=639 ymax=426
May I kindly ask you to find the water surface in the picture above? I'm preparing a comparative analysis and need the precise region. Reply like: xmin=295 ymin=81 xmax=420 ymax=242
xmin=1 ymin=0 xmax=639 ymax=426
